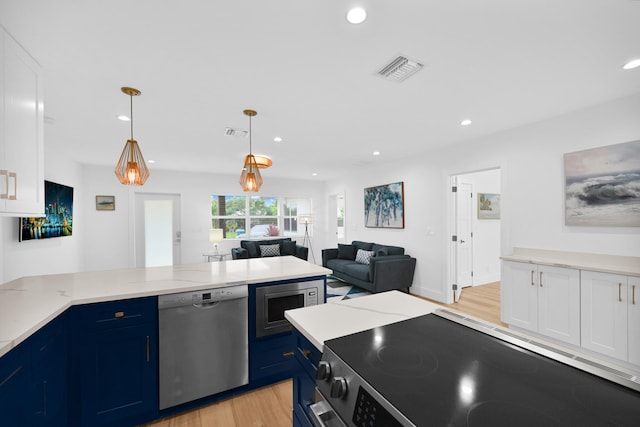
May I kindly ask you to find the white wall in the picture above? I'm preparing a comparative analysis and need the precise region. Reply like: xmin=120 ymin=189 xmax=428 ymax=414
xmin=1 ymin=143 xmax=83 ymax=282
xmin=326 ymin=93 xmax=640 ymax=302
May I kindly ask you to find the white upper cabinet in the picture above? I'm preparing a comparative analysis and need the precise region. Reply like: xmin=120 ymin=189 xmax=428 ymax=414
xmin=0 ymin=26 xmax=44 ymax=216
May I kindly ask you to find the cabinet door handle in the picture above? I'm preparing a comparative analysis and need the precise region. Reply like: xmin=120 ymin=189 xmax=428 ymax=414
xmin=8 ymin=172 xmax=16 ymax=200
xmin=539 ymin=271 xmax=543 ymax=287
xmin=303 ymin=349 xmax=311 ymax=359
xmin=531 ymin=270 xmax=535 ymax=286
xmin=0 ymin=170 xmax=8 ymax=199
xmin=618 ymin=283 xmax=622 ymax=302
xmin=146 ymin=336 xmax=150 ymax=363
xmin=115 ymin=311 xmax=125 ymax=318
xmin=282 ymin=351 xmax=295 ymax=358
xmin=633 ymin=285 xmax=636 ymax=305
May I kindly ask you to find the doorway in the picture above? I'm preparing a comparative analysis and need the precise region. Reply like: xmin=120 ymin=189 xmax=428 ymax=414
xmin=134 ymin=193 xmax=181 ymax=268
xmin=449 ymin=168 xmax=501 ymax=302
xmin=328 ymin=193 xmax=346 ymax=246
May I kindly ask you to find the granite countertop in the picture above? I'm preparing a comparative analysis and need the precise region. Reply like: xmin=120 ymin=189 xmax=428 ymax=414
xmin=285 ymin=291 xmax=442 ymax=351
xmin=0 ymin=256 xmax=330 ymax=358
xmin=501 ymin=248 xmax=640 ymax=277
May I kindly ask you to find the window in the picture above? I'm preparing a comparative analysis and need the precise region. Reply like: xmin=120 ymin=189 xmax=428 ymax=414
xmin=211 ymin=195 xmax=311 ymax=239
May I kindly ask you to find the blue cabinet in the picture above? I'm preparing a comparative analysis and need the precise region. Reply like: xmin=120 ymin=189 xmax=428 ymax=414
xmin=0 ymin=312 xmax=68 ymax=427
xmin=69 ymin=297 xmax=158 ymax=427
xmin=249 ymin=332 xmax=298 ymax=387
xmin=292 ymin=329 xmax=322 ymax=427
xmin=0 ymin=339 xmax=30 ymax=426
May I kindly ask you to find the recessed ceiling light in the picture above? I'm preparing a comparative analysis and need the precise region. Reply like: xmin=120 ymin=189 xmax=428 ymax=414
xmin=347 ymin=7 xmax=367 ymax=24
xmin=274 ymin=136 xmax=283 ymax=142
xmin=460 ymin=119 xmax=472 ymax=126
xmin=623 ymin=59 xmax=640 ymax=70
xmin=117 ymin=115 xmax=130 ymax=121
xmin=148 ymin=159 xmax=155 ymax=164
xmin=373 ymin=151 xmax=380 ymax=156
xmin=312 ymin=172 xmax=318 ymax=176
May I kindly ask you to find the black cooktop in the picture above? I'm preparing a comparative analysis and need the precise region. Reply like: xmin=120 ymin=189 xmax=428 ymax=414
xmin=325 ymin=314 xmax=640 ymax=426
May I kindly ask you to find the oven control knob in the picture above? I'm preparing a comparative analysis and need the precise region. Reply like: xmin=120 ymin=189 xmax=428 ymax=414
xmin=316 ymin=361 xmax=332 ymax=381
xmin=330 ymin=377 xmax=348 ymax=399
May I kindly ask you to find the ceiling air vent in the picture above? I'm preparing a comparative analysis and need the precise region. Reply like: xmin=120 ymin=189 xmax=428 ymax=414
xmin=377 ymin=55 xmax=424 ymax=82
xmin=224 ymin=127 xmax=248 ymax=137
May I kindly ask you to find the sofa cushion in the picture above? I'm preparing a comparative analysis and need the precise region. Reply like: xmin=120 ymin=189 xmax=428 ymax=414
xmin=241 ymin=241 xmax=259 ymax=258
xmin=326 ymin=258 xmax=357 ymax=271
xmin=337 ymin=244 xmax=356 ymax=260
xmin=260 ymin=243 xmax=281 ymax=257
xmin=371 ymin=244 xmax=405 ymax=256
xmin=281 ymin=240 xmax=296 ymax=256
xmin=355 ymin=249 xmax=375 ymax=265
xmin=341 ymin=262 xmax=370 ymax=282
xmin=352 ymin=241 xmax=373 ymax=251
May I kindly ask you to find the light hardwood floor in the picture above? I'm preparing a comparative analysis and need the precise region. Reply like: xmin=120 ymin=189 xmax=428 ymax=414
xmin=142 ymin=282 xmax=502 ymax=426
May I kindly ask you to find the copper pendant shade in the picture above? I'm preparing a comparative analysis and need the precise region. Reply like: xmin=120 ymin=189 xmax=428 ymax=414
xmin=115 ymin=87 xmax=150 ymax=186
xmin=239 ymin=109 xmax=263 ymax=192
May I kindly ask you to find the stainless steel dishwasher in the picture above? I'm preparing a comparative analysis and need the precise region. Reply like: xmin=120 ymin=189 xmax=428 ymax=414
xmin=158 ymin=283 xmax=248 ymax=410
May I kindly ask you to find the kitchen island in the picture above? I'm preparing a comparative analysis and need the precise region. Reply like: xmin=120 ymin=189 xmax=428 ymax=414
xmin=0 ymin=256 xmax=330 ymax=427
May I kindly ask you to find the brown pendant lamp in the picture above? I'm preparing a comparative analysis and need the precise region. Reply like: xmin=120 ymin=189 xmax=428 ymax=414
xmin=115 ymin=87 xmax=150 ymax=186
xmin=239 ymin=109 xmax=263 ymax=192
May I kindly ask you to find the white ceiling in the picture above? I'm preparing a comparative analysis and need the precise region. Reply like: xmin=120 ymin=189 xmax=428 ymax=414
xmin=1 ymin=0 xmax=639 ymax=181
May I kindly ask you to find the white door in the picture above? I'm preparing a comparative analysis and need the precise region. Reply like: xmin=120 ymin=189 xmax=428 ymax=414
xmin=456 ymin=182 xmax=473 ymax=288
xmin=135 ymin=193 xmax=181 ymax=268
xmin=328 ymin=193 xmax=346 ymax=246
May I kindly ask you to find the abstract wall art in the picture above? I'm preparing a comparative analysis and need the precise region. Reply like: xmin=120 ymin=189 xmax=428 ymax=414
xmin=364 ymin=181 xmax=404 ymax=228
xmin=564 ymin=140 xmax=640 ymax=227
xmin=19 ymin=180 xmax=74 ymax=241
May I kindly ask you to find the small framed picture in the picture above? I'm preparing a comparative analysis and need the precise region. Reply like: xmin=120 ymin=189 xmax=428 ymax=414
xmin=96 ymin=195 xmax=115 ymax=211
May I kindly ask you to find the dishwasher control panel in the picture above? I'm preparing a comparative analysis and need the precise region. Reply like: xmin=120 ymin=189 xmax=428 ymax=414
xmin=158 ymin=283 xmax=248 ymax=309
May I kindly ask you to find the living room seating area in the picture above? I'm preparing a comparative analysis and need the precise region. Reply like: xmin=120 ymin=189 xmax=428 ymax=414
xmin=231 ymin=238 xmax=309 ymax=261
xmin=322 ymin=240 xmax=416 ymax=293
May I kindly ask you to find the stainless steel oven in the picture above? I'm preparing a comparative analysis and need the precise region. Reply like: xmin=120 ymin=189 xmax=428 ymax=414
xmin=255 ymin=278 xmax=324 ymax=337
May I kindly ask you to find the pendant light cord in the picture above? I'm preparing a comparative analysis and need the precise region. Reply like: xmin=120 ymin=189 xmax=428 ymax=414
xmin=249 ymin=114 xmax=252 ymax=154
xmin=130 ymin=94 xmax=134 ymax=140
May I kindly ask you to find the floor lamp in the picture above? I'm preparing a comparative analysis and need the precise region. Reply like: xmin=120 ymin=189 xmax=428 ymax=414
xmin=299 ymin=215 xmax=315 ymax=263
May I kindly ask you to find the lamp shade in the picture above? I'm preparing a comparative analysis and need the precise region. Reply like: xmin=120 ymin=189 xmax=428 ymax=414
xmin=209 ymin=228 xmax=224 ymax=243
xmin=115 ymin=139 xmax=150 ymax=185
xmin=239 ymin=154 xmax=263 ymax=192
xmin=299 ymin=215 xmax=313 ymax=225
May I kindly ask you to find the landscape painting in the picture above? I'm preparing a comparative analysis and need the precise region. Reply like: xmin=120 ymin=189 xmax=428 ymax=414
xmin=478 ymin=193 xmax=501 ymax=219
xmin=20 ymin=180 xmax=74 ymax=241
xmin=364 ymin=181 xmax=404 ymax=228
xmin=564 ymin=140 xmax=640 ymax=227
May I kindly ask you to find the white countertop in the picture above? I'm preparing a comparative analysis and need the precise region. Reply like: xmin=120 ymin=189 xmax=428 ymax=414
xmin=285 ymin=291 xmax=442 ymax=351
xmin=0 ymin=256 xmax=330 ymax=358
xmin=501 ymin=248 xmax=640 ymax=277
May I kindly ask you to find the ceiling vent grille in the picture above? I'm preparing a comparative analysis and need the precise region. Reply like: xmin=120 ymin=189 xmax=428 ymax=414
xmin=224 ymin=127 xmax=248 ymax=137
xmin=377 ymin=55 xmax=424 ymax=82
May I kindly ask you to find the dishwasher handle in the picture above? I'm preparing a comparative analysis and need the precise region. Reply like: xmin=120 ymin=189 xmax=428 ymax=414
xmin=192 ymin=301 xmax=220 ymax=309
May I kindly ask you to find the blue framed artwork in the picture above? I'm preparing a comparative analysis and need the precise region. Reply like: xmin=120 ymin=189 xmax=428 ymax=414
xmin=19 ymin=180 xmax=74 ymax=241
xmin=364 ymin=181 xmax=404 ymax=228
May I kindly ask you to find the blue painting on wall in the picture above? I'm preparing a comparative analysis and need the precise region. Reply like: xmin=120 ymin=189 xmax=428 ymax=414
xmin=19 ymin=180 xmax=74 ymax=241
xmin=364 ymin=181 xmax=404 ymax=228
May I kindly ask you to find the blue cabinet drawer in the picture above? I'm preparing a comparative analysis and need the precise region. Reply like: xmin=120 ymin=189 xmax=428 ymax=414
xmin=70 ymin=296 xmax=157 ymax=333
xmin=295 ymin=331 xmax=321 ymax=378
xmin=250 ymin=333 xmax=297 ymax=383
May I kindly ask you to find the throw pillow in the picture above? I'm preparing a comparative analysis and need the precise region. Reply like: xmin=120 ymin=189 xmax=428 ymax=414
xmin=281 ymin=240 xmax=296 ymax=256
xmin=260 ymin=244 xmax=281 ymax=257
xmin=355 ymin=249 xmax=375 ymax=265
xmin=337 ymin=244 xmax=356 ymax=260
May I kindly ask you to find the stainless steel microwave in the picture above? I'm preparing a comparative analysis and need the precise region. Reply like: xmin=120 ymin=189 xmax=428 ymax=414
xmin=255 ymin=279 xmax=325 ymax=337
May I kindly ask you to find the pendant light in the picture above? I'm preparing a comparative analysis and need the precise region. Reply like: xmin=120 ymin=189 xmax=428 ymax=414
xmin=239 ymin=109 xmax=263 ymax=192
xmin=115 ymin=87 xmax=150 ymax=186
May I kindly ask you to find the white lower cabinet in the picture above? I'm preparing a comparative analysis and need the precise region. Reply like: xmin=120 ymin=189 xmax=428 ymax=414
xmin=502 ymin=261 xmax=580 ymax=346
xmin=580 ymin=271 xmax=628 ymax=361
